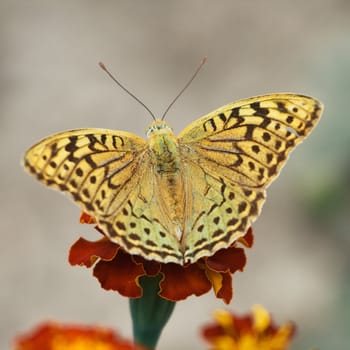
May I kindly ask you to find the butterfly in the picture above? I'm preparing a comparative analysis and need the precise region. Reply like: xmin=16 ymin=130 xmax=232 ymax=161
xmin=23 ymin=93 xmax=322 ymax=265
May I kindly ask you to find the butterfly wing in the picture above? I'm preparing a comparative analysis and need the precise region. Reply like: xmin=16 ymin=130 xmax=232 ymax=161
xmin=178 ymin=94 xmax=323 ymax=263
xmin=23 ymin=128 xmax=183 ymax=263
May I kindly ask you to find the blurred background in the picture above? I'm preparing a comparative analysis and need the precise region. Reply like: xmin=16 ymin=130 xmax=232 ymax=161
xmin=1 ymin=1 xmax=349 ymax=349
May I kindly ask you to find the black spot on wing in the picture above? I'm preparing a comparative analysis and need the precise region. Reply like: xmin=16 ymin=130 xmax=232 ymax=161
xmin=251 ymin=102 xmax=269 ymax=116
xmin=65 ymin=136 xmax=79 ymax=152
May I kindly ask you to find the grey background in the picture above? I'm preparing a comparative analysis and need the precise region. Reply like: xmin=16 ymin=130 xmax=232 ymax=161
xmin=1 ymin=1 xmax=350 ymax=349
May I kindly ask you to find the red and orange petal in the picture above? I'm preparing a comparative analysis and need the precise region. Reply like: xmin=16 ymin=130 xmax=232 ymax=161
xmin=158 ymin=262 xmax=212 ymax=300
xmin=13 ymin=322 xmax=135 ymax=350
xmin=70 ymin=212 xmax=253 ymax=303
xmin=201 ymin=305 xmax=296 ymax=350
xmin=80 ymin=212 xmax=96 ymax=224
xmin=69 ymin=237 xmax=119 ymax=267
xmin=237 ymin=227 xmax=254 ymax=248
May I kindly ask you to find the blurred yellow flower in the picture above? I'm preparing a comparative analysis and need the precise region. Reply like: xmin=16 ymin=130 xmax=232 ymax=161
xmin=202 ymin=305 xmax=295 ymax=350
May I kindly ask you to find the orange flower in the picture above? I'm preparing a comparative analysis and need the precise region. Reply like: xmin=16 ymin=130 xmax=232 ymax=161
xmin=69 ymin=212 xmax=254 ymax=304
xmin=201 ymin=305 xmax=296 ymax=350
xmin=13 ymin=321 xmax=135 ymax=350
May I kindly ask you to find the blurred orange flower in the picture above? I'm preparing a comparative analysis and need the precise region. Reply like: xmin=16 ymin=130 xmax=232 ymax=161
xmin=69 ymin=212 xmax=254 ymax=303
xmin=13 ymin=322 xmax=135 ymax=350
xmin=201 ymin=305 xmax=296 ymax=350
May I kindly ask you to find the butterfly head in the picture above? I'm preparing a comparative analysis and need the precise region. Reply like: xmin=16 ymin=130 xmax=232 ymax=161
xmin=146 ymin=120 xmax=173 ymax=138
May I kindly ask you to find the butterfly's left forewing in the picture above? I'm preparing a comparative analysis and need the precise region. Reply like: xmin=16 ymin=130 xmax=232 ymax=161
xmin=179 ymin=94 xmax=322 ymax=188
xmin=179 ymin=94 xmax=322 ymax=263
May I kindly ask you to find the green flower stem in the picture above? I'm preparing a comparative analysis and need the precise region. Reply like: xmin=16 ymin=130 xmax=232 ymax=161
xmin=129 ymin=275 xmax=176 ymax=349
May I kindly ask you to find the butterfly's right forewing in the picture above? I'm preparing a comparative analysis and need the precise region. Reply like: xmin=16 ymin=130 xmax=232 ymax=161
xmin=24 ymin=128 xmax=184 ymax=264
xmin=24 ymin=129 xmax=147 ymax=215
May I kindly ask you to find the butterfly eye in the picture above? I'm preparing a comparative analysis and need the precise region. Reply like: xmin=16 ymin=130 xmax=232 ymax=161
xmin=145 ymin=125 xmax=156 ymax=138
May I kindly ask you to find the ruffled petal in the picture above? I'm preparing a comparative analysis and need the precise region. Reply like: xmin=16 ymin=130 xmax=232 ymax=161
xmin=206 ymin=247 xmax=246 ymax=274
xmin=69 ymin=237 xmax=119 ymax=267
xmin=159 ymin=263 xmax=212 ymax=301
xmin=133 ymin=256 xmax=161 ymax=277
xmin=252 ymin=304 xmax=271 ymax=332
xmin=80 ymin=212 xmax=96 ymax=224
xmin=238 ymin=227 xmax=254 ymax=248
xmin=93 ymin=250 xmax=145 ymax=298
xmin=215 ymin=273 xmax=233 ymax=304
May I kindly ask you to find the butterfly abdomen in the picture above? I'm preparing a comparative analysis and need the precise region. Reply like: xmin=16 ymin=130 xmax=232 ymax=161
xmin=148 ymin=122 xmax=185 ymax=237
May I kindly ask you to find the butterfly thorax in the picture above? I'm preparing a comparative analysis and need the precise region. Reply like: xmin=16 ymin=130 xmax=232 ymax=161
xmin=147 ymin=120 xmax=185 ymax=239
xmin=146 ymin=121 xmax=180 ymax=172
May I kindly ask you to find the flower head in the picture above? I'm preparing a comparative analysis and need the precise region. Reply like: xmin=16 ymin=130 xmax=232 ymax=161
xmin=69 ymin=212 xmax=254 ymax=304
xmin=13 ymin=321 xmax=135 ymax=350
xmin=201 ymin=305 xmax=296 ymax=350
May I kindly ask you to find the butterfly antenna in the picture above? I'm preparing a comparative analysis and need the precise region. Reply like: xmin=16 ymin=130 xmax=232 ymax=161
xmin=161 ymin=57 xmax=207 ymax=121
xmin=99 ymin=62 xmax=157 ymax=121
